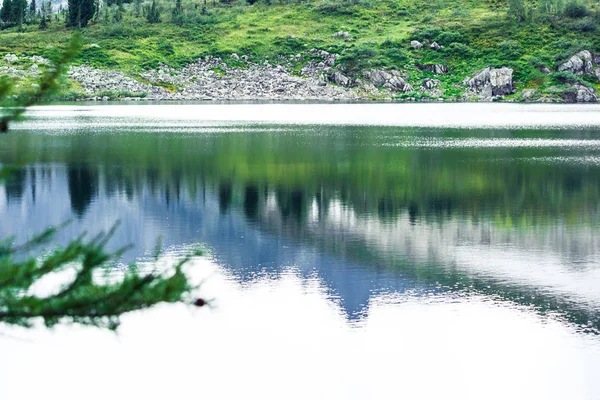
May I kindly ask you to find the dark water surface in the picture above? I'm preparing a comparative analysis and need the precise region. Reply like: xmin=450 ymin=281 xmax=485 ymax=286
xmin=1 ymin=104 xmax=600 ymax=399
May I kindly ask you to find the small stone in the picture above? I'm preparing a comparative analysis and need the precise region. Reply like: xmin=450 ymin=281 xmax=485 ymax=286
xmin=410 ymin=40 xmax=423 ymax=50
xmin=333 ymin=31 xmax=350 ymax=38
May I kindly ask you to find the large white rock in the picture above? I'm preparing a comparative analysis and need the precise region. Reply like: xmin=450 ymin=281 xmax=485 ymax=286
xmin=363 ymin=69 xmax=413 ymax=92
xmin=410 ymin=40 xmax=423 ymax=50
xmin=3 ymin=53 xmax=18 ymax=63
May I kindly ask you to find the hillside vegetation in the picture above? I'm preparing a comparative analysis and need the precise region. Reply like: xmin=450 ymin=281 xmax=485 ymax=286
xmin=1 ymin=0 xmax=600 ymax=100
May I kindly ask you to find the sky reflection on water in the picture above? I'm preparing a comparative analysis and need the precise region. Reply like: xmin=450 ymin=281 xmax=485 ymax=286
xmin=1 ymin=104 xmax=600 ymax=399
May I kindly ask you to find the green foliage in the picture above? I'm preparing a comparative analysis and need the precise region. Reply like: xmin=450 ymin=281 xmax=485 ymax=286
xmin=508 ymin=0 xmax=526 ymax=22
xmin=446 ymin=42 xmax=473 ymax=57
xmin=315 ymin=1 xmax=357 ymax=16
xmin=158 ymin=39 xmax=175 ymax=56
xmin=0 ymin=224 xmax=198 ymax=330
xmin=497 ymin=39 xmax=522 ymax=59
xmin=550 ymin=70 xmax=594 ymax=86
xmin=414 ymin=27 xmax=443 ymax=42
xmin=95 ymin=89 xmax=148 ymax=98
xmin=435 ymin=31 xmax=466 ymax=45
xmin=337 ymin=43 xmax=377 ymax=72
xmin=564 ymin=2 xmax=588 ymax=18
xmin=572 ymin=16 xmax=596 ymax=31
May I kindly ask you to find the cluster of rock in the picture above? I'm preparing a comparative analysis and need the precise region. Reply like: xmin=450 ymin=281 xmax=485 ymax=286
xmin=554 ymin=50 xmax=600 ymax=102
xmin=516 ymin=50 xmax=600 ymax=103
xmin=69 ymin=66 xmax=167 ymax=99
xmin=70 ymin=52 xmax=359 ymax=101
xmin=558 ymin=50 xmax=597 ymax=76
xmin=0 ymin=53 xmax=49 ymax=79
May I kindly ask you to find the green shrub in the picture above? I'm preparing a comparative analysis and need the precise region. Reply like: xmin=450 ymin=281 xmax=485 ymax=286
xmin=316 ymin=1 xmax=355 ymax=16
xmin=273 ymin=35 xmax=308 ymax=54
xmin=551 ymin=71 xmax=594 ymax=87
xmin=158 ymin=39 xmax=175 ymax=56
xmin=413 ymin=26 xmax=442 ymax=41
xmin=497 ymin=39 xmax=522 ymax=58
xmin=435 ymin=31 xmax=466 ymax=45
xmin=72 ymin=46 xmax=118 ymax=68
xmin=446 ymin=42 xmax=472 ymax=57
xmin=95 ymin=89 xmax=149 ymax=98
xmin=564 ymin=2 xmax=588 ymax=18
xmin=338 ymin=43 xmax=378 ymax=72
xmin=572 ymin=16 xmax=596 ymax=31
xmin=380 ymin=48 xmax=409 ymax=66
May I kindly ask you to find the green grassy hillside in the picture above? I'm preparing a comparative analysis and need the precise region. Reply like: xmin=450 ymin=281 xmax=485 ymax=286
xmin=1 ymin=0 xmax=600 ymax=99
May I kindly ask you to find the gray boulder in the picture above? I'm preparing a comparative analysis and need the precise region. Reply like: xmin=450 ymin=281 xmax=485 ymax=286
xmin=429 ymin=42 xmax=441 ymax=50
xmin=417 ymin=64 xmax=448 ymax=74
xmin=328 ymin=70 xmax=351 ymax=86
xmin=574 ymin=84 xmax=597 ymax=102
xmin=311 ymin=49 xmax=338 ymax=67
xmin=29 ymin=55 xmax=50 ymax=65
xmin=386 ymin=77 xmax=413 ymax=92
xmin=558 ymin=50 xmax=593 ymax=75
xmin=410 ymin=40 xmax=423 ymax=50
xmin=559 ymin=84 xmax=598 ymax=103
xmin=3 ymin=53 xmax=18 ymax=63
xmin=363 ymin=69 xmax=413 ymax=92
xmin=422 ymin=78 xmax=439 ymax=90
xmin=333 ymin=31 xmax=350 ymax=38
xmin=521 ymin=88 xmax=536 ymax=101
xmin=539 ymin=66 xmax=551 ymax=74
xmin=464 ymin=67 xmax=514 ymax=100
xmin=364 ymin=69 xmax=392 ymax=86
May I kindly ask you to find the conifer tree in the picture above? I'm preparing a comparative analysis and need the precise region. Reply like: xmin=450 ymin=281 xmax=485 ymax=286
xmin=133 ymin=0 xmax=141 ymax=17
xmin=38 ymin=11 xmax=47 ymax=28
xmin=10 ymin=0 xmax=27 ymax=26
xmin=0 ymin=0 xmax=13 ymax=24
xmin=146 ymin=0 xmax=160 ymax=23
xmin=171 ymin=0 xmax=183 ymax=24
xmin=28 ymin=0 xmax=37 ymax=21
xmin=67 ymin=0 xmax=95 ymax=27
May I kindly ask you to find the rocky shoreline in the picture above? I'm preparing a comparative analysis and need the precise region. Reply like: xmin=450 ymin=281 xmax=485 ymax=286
xmin=2 ymin=45 xmax=600 ymax=103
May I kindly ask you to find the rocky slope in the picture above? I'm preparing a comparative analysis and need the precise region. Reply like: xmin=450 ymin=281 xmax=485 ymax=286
xmin=2 ymin=45 xmax=599 ymax=102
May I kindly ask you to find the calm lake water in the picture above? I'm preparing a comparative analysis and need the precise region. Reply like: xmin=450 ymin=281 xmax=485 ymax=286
xmin=2 ymin=104 xmax=600 ymax=399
